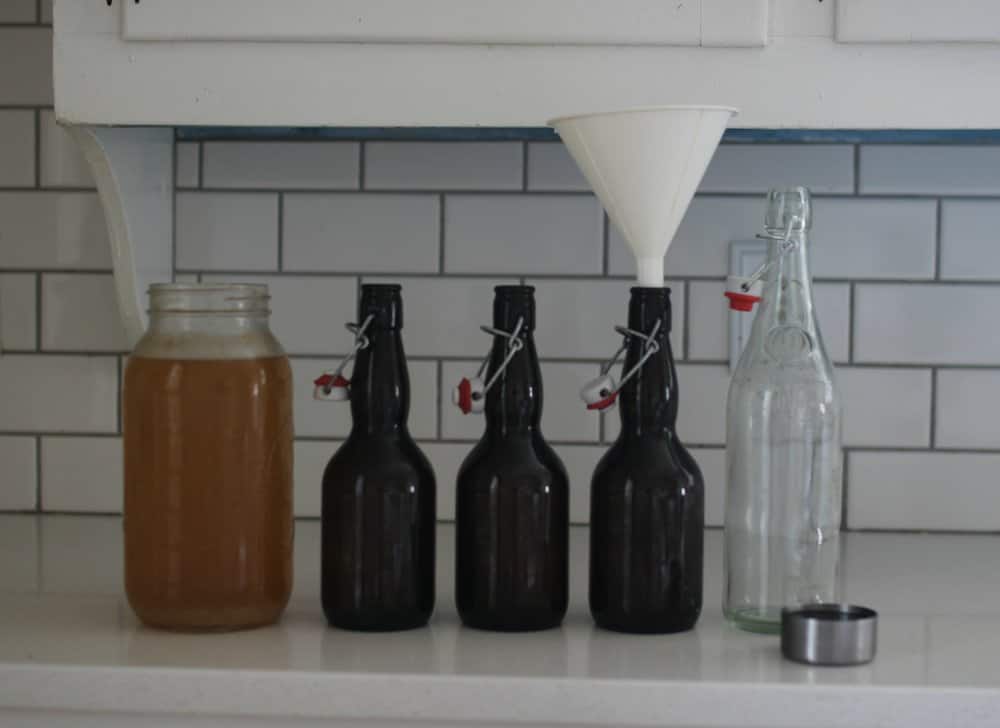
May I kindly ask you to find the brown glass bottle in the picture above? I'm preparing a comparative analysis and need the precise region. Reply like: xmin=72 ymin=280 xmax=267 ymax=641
xmin=590 ymin=287 xmax=704 ymax=634
xmin=455 ymin=286 xmax=569 ymax=632
xmin=321 ymin=284 xmax=436 ymax=631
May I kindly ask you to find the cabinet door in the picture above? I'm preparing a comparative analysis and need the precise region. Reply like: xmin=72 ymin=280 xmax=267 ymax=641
xmin=837 ymin=0 xmax=1000 ymax=43
xmin=122 ymin=0 xmax=767 ymax=47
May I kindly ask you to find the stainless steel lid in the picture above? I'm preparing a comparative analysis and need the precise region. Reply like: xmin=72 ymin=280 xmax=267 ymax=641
xmin=781 ymin=604 xmax=878 ymax=666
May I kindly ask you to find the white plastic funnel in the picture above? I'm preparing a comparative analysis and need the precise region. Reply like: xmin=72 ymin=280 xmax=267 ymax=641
xmin=550 ymin=106 xmax=737 ymax=286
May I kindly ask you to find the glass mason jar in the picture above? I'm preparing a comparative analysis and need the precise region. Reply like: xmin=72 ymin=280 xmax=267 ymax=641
xmin=723 ymin=188 xmax=843 ymax=634
xmin=123 ymin=284 xmax=294 ymax=631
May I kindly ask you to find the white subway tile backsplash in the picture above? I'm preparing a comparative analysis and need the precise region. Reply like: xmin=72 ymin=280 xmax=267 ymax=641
xmin=41 ymin=274 xmax=128 ymax=352
xmin=0 ymin=111 xmax=35 ymax=187
xmin=0 ymin=0 xmax=36 ymax=22
xmin=445 ymin=195 xmax=603 ymax=275
xmin=0 ymin=29 xmax=52 ymax=105
xmin=693 ymin=447 xmax=726 ymax=527
xmin=810 ymin=199 xmax=936 ymax=279
xmin=936 ymin=370 xmax=1000 ymax=449
xmin=604 ymin=364 xmax=729 ymax=445
xmin=687 ymin=280 xmax=850 ymax=363
xmin=0 ymin=437 xmax=36 ymax=511
xmin=0 ymin=192 xmax=110 ymax=269
xmin=364 ymin=276 xmax=517 ymax=357
xmin=699 ymin=145 xmax=854 ymax=194
xmin=611 ymin=197 xmax=935 ymax=279
xmin=0 ymin=355 xmax=117 ymax=432
xmin=39 ymin=110 xmax=93 ymax=188
xmin=366 ymin=142 xmax=521 ymax=191
xmin=849 ymin=452 xmax=1000 ymax=531
xmin=0 ymin=273 xmax=37 ymax=350
xmin=526 ymin=143 xmax=589 ymax=191
xmin=176 ymin=192 xmax=279 ymax=271
xmin=291 ymin=358 xmax=437 ymax=439
xmin=609 ymin=197 xmax=757 ymax=278
xmin=283 ymin=194 xmax=439 ymax=273
xmin=202 ymin=275 xmax=357 ymax=355
xmin=839 ymin=367 xmax=931 ymax=447
xmin=540 ymin=361 xmax=602 ymax=442
xmin=529 ymin=279 xmax=684 ymax=359
xmin=203 ymin=142 xmax=359 ymax=190
xmin=860 ymin=145 xmax=1000 ymax=195
xmin=940 ymin=200 xmax=1000 ymax=280
xmin=420 ymin=441 xmax=464 ymax=523
xmin=439 ymin=360 xmax=601 ymax=443
xmin=41 ymin=437 xmax=121 ymax=513
xmin=175 ymin=142 xmax=200 ymax=189
xmin=855 ymin=284 xmax=1000 ymax=365
xmin=293 ymin=439 xmax=337 ymax=518
xmin=557 ymin=444 xmax=603 ymax=524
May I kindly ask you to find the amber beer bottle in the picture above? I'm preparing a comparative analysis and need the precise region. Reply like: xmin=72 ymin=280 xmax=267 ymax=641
xmin=455 ymin=286 xmax=569 ymax=631
xmin=321 ymin=284 xmax=436 ymax=631
xmin=590 ymin=287 xmax=704 ymax=633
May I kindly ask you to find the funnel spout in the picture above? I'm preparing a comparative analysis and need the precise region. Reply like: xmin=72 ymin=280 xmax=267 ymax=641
xmin=549 ymin=105 xmax=737 ymax=284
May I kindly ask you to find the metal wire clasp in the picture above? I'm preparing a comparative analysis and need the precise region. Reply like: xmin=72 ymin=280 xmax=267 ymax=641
xmin=452 ymin=317 xmax=525 ymax=414
xmin=724 ymin=216 xmax=802 ymax=311
xmin=312 ymin=314 xmax=375 ymax=401
xmin=579 ymin=319 xmax=662 ymax=412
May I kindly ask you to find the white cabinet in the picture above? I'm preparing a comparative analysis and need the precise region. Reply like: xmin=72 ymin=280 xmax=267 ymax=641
xmin=122 ymin=0 xmax=768 ymax=47
xmin=837 ymin=0 xmax=1000 ymax=43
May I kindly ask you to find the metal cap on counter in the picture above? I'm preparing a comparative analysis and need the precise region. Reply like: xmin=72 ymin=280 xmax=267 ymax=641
xmin=781 ymin=604 xmax=878 ymax=666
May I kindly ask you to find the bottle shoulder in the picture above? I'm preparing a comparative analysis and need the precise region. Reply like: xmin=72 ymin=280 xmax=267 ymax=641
xmin=594 ymin=438 xmax=703 ymax=490
xmin=456 ymin=435 xmax=568 ymax=489
xmin=324 ymin=434 xmax=435 ymax=485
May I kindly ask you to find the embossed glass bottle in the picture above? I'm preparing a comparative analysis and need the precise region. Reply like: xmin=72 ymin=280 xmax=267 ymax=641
xmin=723 ymin=187 xmax=843 ymax=633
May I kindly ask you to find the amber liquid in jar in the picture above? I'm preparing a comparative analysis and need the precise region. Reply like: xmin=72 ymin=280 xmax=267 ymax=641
xmin=123 ymin=284 xmax=293 ymax=631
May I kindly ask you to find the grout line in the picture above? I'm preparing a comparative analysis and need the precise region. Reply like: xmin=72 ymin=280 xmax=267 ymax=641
xmin=436 ymin=361 xmax=443 ymax=440
xmin=116 ymin=356 xmax=124 ymax=435
xmin=197 ymin=141 xmax=204 ymax=188
xmin=0 ymin=186 xmax=97 ymax=193
xmin=171 ymin=141 xmax=178 ymax=279
xmin=681 ymin=281 xmax=690 ymax=360
xmin=33 ymin=109 xmax=40 ymax=188
xmin=438 ymin=195 xmax=446 ymax=273
xmin=847 ymin=283 xmax=855 ymax=363
xmin=929 ymin=368 xmax=938 ymax=448
xmin=277 ymin=193 xmax=284 ymax=271
xmin=840 ymin=450 xmax=849 ymax=530
xmin=34 ymin=435 xmax=42 ymax=513
xmin=521 ymin=142 xmax=529 ymax=192
xmin=36 ymin=0 xmax=41 ymax=24
xmin=934 ymin=198 xmax=943 ymax=280
xmin=358 ymin=142 xmax=366 ymax=190
xmin=34 ymin=272 xmax=42 ymax=351
xmin=853 ymin=144 xmax=861 ymax=195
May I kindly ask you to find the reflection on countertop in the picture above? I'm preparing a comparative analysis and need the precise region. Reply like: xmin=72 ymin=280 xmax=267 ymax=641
xmin=2 ymin=516 xmax=1000 ymax=727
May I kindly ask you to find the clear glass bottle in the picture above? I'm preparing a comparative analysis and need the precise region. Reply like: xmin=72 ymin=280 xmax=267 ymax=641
xmin=723 ymin=188 xmax=843 ymax=633
xmin=124 ymin=284 xmax=294 ymax=631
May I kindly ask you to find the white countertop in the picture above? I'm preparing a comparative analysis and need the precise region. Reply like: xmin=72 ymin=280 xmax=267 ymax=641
xmin=2 ymin=515 xmax=1000 ymax=727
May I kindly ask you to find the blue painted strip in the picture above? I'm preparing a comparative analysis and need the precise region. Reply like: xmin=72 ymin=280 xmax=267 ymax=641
xmin=176 ymin=126 xmax=1000 ymax=144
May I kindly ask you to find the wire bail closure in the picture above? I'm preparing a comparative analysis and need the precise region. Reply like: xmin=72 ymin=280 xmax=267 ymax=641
xmin=725 ymin=216 xmax=802 ymax=312
xmin=313 ymin=314 xmax=375 ymax=401
xmin=452 ymin=317 xmax=525 ymax=415
xmin=579 ymin=319 xmax=662 ymax=412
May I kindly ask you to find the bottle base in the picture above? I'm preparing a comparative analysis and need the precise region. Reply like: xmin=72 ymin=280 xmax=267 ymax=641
xmin=324 ymin=611 xmax=432 ymax=632
xmin=458 ymin=611 xmax=565 ymax=632
xmin=725 ymin=607 xmax=782 ymax=634
xmin=592 ymin=612 xmax=699 ymax=635
xmin=131 ymin=603 xmax=287 ymax=632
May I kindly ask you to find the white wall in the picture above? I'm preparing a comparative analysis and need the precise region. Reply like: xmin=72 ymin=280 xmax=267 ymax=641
xmin=2 ymin=6 xmax=1000 ymax=531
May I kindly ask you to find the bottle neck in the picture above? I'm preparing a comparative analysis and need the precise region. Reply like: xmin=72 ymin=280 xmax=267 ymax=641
xmin=757 ymin=230 xmax=818 ymax=331
xmin=618 ymin=289 xmax=678 ymax=439
xmin=484 ymin=331 xmax=542 ymax=438
xmin=350 ymin=327 xmax=409 ymax=436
